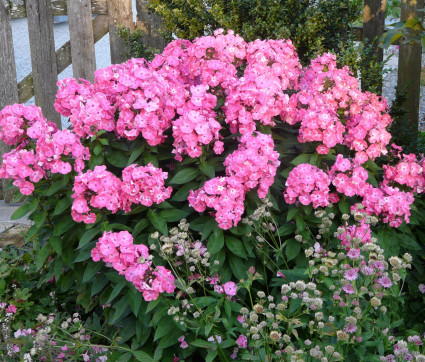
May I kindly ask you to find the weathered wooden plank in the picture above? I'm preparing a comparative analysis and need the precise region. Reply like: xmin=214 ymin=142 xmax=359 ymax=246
xmin=18 ymin=15 xmax=109 ymax=104
xmin=68 ymin=0 xmax=96 ymax=82
xmin=107 ymin=0 xmax=135 ymax=64
xmin=397 ymin=0 xmax=424 ymax=139
xmin=0 ymin=0 xmax=19 ymax=203
xmin=136 ymin=0 xmax=166 ymax=52
xmin=362 ymin=0 xmax=386 ymax=93
xmin=26 ymin=0 xmax=61 ymax=129
xmin=10 ymin=0 xmax=108 ymax=18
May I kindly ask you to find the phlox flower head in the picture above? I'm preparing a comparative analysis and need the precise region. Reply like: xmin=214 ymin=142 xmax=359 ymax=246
xmin=284 ymin=163 xmax=335 ymax=208
xmin=224 ymin=132 xmax=280 ymax=199
xmin=236 ymin=335 xmax=248 ymax=348
xmin=188 ymin=176 xmax=246 ymax=229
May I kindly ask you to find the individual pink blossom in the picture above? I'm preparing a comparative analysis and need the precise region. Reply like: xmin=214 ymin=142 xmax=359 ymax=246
xmin=419 ymin=284 xmax=425 ymax=293
xmin=342 ymin=283 xmax=355 ymax=294
xmin=347 ymin=249 xmax=361 ymax=259
xmin=377 ymin=276 xmax=392 ymax=288
xmin=236 ymin=335 xmax=248 ymax=348
xmin=344 ymin=268 xmax=359 ymax=281
xmin=223 ymin=281 xmax=237 ymax=296
xmin=6 ymin=304 xmax=17 ymax=314
xmin=178 ymin=336 xmax=188 ymax=349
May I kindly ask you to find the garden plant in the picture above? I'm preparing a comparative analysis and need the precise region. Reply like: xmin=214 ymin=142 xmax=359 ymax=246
xmin=1 ymin=29 xmax=425 ymax=361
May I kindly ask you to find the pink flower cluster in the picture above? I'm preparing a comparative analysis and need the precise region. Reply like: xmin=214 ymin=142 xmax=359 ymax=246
xmin=225 ymin=38 xmax=301 ymax=134
xmin=72 ymin=165 xmax=123 ymax=223
xmin=382 ymin=152 xmax=425 ymax=193
xmin=283 ymin=164 xmax=338 ymax=208
xmin=330 ymin=155 xmax=369 ymax=197
xmin=172 ymin=84 xmax=221 ymax=161
xmin=91 ymin=231 xmax=175 ymax=301
xmin=361 ymin=186 xmax=414 ymax=227
xmin=285 ymin=155 xmax=415 ymax=227
xmin=285 ymin=53 xmax=392 ymax=160
xmin=121 ymin=163 xmax=172 ymax=207
xmin=188 ymin=177 xmax=246 ymax=230
xmin=0 ymin=105 xmax=89 ymax=195
xmin=55 ymin=78 xmax=116 ymax=138
xmin=224 ymin=132 xmax=280 ymax=198
xmin=72 ymin=164 xmax=172 ymax=223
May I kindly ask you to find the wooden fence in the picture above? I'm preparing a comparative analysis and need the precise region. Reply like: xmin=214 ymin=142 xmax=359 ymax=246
xmin=0 ymin=0 xmax=163 ymax=201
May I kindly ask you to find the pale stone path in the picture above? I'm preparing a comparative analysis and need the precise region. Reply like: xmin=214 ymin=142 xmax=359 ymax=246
xmin=0 ymin=200 xmax=31 ymax=234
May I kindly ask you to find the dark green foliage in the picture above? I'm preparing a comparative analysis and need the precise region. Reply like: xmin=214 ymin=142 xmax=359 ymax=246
xmin=388 ymin=85 xmax=419 ymax=153
xmin=146 ymin=0 xmax=363 ymax=64
xmin=116 ymin=26 xmax=158 ymax=61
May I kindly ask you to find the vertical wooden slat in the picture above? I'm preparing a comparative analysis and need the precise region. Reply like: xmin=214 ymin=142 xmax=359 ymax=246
xmin=0 ymin=0 xmax=19 ymax=203
xmin=397 ymin=0 xmax=424 ymax=137
xmin=107 ymin=0 xmax=135 ymax=64
xmin=136 ymin=0 xmax=166 ymax=52
xmin=68 ymin=0 xmax=96 ymax=82
xmin=26 ymin=0 xmax=61 ymax=129
xmin=362 ymin=0 xmax=386 ymax=93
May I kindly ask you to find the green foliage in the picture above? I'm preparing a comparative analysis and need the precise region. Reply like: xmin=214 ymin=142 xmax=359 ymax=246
xmin=388 ymin=85 xmax=420 ymax=153
xmin=116 ymin=26 xmax=158 ymax=61
xmin=146 ymin=0 xmax=363 ymax=64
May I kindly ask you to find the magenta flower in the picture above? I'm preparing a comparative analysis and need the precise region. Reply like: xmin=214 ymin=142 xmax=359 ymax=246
xmin=223 ymin=281 xmax=237 ymax=296
xmin=236 ymin=335 xmax=248 ymax=348
xmin=342 ymin=284 xmax=355 ymax=294
xmin=344 ymin=268 xmax=359 ymax=281
xmin=377 ymin=277 xmax=392 ymax=288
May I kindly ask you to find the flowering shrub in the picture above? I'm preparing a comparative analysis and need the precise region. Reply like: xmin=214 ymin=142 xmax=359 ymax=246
xmin=1 ymin=29 xmax=425 ymax=360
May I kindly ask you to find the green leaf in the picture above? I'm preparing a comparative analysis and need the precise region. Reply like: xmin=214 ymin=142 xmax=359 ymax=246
xmin=127 ymin=286 xmax=142 ymax=317
xmin=132 ymin=351 xmax=155 ymax=362
xmin=148 ymin=210 xmax=168 ymax=235
xmin=286 ymin=238 xmax=301 ymax=261
xmin=52 ymin=197 xmax=72 ymax=216
xmin=106 ymin=281 xmax=126 ymax=304
xmin=132 ymin=219 xmax=150 ymax=237
xmin=171 ymin=182 xmax=198 ymax=202
xmin=50 ymin=235 xmax=62 ymax=255
xmin=275 ymin=223 xmax=296 ymax=237
xmin=338 ymin=199 xmax=350 ymax=215
xmin=106 ymin=150 xmax=128 ymax=168
xmin=226 ymin=236 xmax=247 ymax=259
xmin=169 ymin=168 xmax=199 ymax=184
xmin=287 ymin=207 xmax=300 ymax=221
xmin=146 ymin=297 xmax=162 ymax=314
xmin=208 ymin=230 xmax=224 ymax=254
xmin=78 ymin=228 xmax=101 ymax=249
xmin=159 ymin=209 xmax=190 ymax=222
xmin=290 ymin=154 xmax=311 ymax=166
xmin=154 ymin=317 xmax=175 ymax=341
xmin=200 ymin=163 xmax=215 ymax=178
xmin=36 ymin=244 xmax=51 ymax=270
xmin=83 ymin=262 xmax=103 ymax=283
xmin=11 ymin=198 xmax=39 ymax=220
xmin=46 ymin=181 xmax=65 ymax=196
xmin=127 ymin=147 xmax=144 ymax=166
xmin=190 ymin=339 xmax=216 ymax=350
xmin=93 ymin=143 xmax=102 ymax=156
xmin=52 ymin=216 xmax=75 ymax=236
xmin=110 ymin=296 xmax=130 ymax=323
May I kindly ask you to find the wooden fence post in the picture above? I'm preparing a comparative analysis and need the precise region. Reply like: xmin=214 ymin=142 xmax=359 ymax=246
xmin=136 ymin=0 xmax=167 ymax=52
xmin=26 ymin=0 xmax=61 ymax=129
xmin=107 ymin=0 xmax=135 ymax=64
xmin=362 ymin=0 xmax=386 ymax=93
xmin=0 ymin=0 xmax=19 ymax=203
xmin=397 ymin=0 xmax=424 ymax=139
xmin=68 ymin=0 xmax=96 ymax=82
